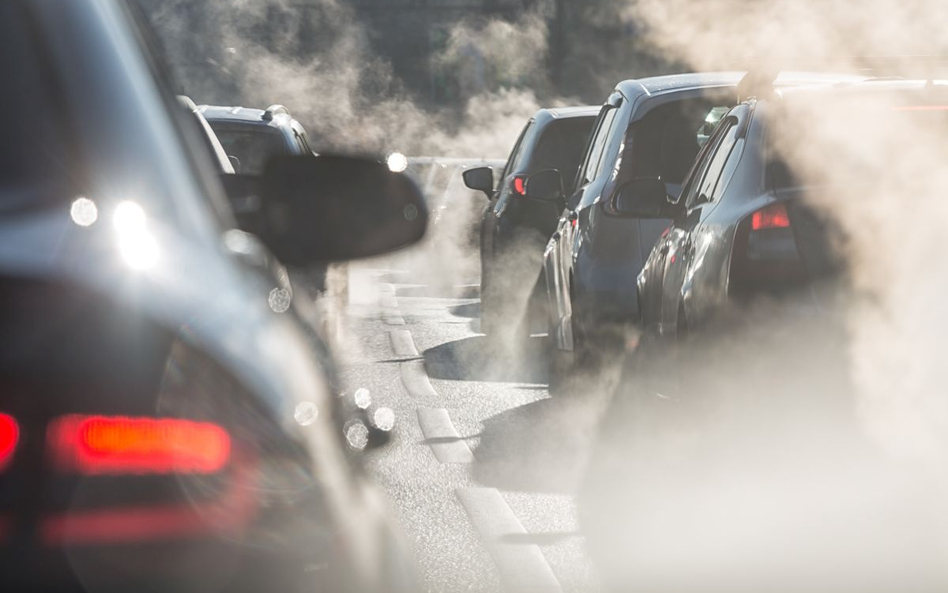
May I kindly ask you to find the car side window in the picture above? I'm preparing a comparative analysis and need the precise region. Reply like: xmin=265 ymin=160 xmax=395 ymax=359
xmin=581 ymin=107 xmax=618 ymax=187
xmin=695 ymin=118 xmax=739 ymax=203
xmin=501 ymin=122 xmax=533 ymax=182
xmin=709 ymin=127 xmax=745 ymax=202
xmin=683 ymin=117 xmax=735 ymax=210
xmin=679 ymin=117 xmax=728 ymax=210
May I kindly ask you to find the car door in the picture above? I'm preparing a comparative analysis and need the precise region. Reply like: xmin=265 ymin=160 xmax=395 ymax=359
xmin=547 ymin=98 xmax=621 ymax=346
xmin=659 ymin=111 xmax=745 ymax=338
xmin=483 ymin=121 xmax=532 ymax=287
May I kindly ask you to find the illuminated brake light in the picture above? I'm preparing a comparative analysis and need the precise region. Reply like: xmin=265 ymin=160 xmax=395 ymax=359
xmin=0 ymin=414 xmax=18 ymax=470
xmin=513 ymin=176 xmax=526 ymax=196
xmin=49 ymin=415 xmax=230 ymax=475
xmin=751 ymin=203 xmax=790 ymax=231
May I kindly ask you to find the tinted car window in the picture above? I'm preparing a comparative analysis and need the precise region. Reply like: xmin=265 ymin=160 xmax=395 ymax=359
xmin=695 ymin=119 xmax=738 ymax=201
xmin=623 ymin=100 xmax=724 ymax=186
xmin=210 ymin=123 xmax=288 ymax=175
xmin=686 ymin=117 xmax=737 ymax=208
xmin=581 ymin=107 xmax=618 ymax=186
xmin=528 ymin=117 xmax=596 ymax=188
xmin=502 ymin=121 xmax=534 ymax=182
xmin=679 ymin=116 xmax=732 ymax=209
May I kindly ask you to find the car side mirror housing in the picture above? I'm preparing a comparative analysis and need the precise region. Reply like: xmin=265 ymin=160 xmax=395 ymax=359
xmin=462 ymin=166 xmax=494 ymax=199
xmin=611 ymin=178 xmax=674 ymax=219
xmin=222 ymin=155 xmax=428 ymax=265
xmin=524 ymin=169 xmax=565 ymax=205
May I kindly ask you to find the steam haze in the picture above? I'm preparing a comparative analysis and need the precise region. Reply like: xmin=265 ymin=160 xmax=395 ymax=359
xmin=145 ymin=1 xmax=948 ymax=590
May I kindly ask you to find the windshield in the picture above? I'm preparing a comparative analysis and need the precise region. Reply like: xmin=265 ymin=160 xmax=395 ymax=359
xmin=209 ymin=123 xmax=288 ymax=175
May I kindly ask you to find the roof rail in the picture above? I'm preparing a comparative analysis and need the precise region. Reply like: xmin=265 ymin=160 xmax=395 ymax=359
xmin=262 ymin=104 xmax=289 ymax=121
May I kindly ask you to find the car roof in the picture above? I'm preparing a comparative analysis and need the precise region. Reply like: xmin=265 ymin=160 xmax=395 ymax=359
xmin=530 ymin=106 xmax=599 ymax=130
xmin=617 ymin=71 xmax=869 ymax=99
xmin=544 ymin=105 xmax=601 ymax=119
xmin=198 ymin=104 xmax=294 ymax=130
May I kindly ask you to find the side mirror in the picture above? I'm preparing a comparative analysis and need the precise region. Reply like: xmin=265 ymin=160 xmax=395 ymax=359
xmin=523 ymin=169 xmax=565 ymax=204
xmin=462 ymin=166 xmax=494 ymax=199
xmin=223 ymin=155 xmax=428 ymax=265
xmin=610 ymin=178 xmax=674 ymax=219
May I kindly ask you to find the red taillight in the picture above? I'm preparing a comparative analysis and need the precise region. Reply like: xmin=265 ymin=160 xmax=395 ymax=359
xmin=0 ymin=414 xmax=18 ymax=470
xmin=513 ymin=176 xmax=526 ymax=196
xmin=751 ymin=203 xmax=790 ymax=231
xmin=48 ymin=415 xmax=231 ymax=475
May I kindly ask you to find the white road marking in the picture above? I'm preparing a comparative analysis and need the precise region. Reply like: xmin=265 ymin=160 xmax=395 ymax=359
xmin=389 ymin=329 xmax=420 ymax=358
xmin=417 ymin=408 xmax=475 ymax=463
xmin=399 ymin=360 xmax=439 ymax=398
xmin=384 ymin=314 xmax=407 ymax=326
xmin=456 ymin=487 xmax=563 ymax=593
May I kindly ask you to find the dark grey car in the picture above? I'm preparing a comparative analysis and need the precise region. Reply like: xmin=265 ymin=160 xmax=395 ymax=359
xmin=463 ymin=106 xmax=598 ymax=338
xmin=0 ymin=1 xmax=424 ymax=590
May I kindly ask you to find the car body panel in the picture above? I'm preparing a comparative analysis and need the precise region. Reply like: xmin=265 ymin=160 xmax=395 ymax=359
xmin=0 ymin=0 xmax=413 ymax=589
xmin=544 ymin=76 xmax=742 ymax=352
xmin=478 ymin=106 xmax=598 ymax=334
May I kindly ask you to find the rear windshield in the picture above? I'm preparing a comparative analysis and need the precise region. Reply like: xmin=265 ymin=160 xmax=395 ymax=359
xmin=208 ymin=123 xmax=288 ymax=175
xmin=527 ymin=117 xmax=596 ymax=188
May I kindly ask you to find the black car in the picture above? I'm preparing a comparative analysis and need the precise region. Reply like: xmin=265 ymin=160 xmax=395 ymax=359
xmin=0 ymin=0 xmax=424 ymax=591
xmin=201 ymin=104 xmax=345 ymax=296
xmin=200 ymin=104 xmax=316 ymax=174
xmin=463 ymin=107 xmax=598 ymax=339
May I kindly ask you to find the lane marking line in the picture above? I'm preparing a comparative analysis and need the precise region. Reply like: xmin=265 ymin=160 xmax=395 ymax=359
xmin=456 ymin=487 xmax=563 ymax=593
xmin=417 ymin=408 xmax=475 ymax=464
xmin=389 ymin=329 xmax=420 ymax=358
xmin=399 ymin=360 xmax=438 ymax=398
xmin=384 ymin=313 xmax=406 ymax=326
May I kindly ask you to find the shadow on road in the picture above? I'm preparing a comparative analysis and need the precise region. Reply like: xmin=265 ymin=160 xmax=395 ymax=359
xmin=448 ymin=302 xmax=480 ymax=319
xmin=396 ymin=284 xmax=480 ymax=299
xmin=471 ymin=393 xmax=609 ymax=494
xmin=424 ymin=335 xmax=549 ymax=383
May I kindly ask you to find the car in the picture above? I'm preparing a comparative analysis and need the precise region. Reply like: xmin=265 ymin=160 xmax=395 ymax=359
xmin=199 ymin=104 xmax=316 ymax=174
xmin=0 ymin=0 xmax=424 ymax=591
xmin=581 ymin=74 xmax=948 ymax=592
xmin=635 ymin=74 xmax=943 ymax=347
xmin=540 ymin=74 xmax=742 ymax=385
xmin=462 ymin=107 xmax=598 ymax=339
xmin=541 ymin=72 xmax=866 ymax=389
xmin=200 ymin=104 xmax=343 ymax=297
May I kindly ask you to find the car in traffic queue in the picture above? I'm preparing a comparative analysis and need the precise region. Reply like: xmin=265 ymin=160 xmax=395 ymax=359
xmin=463 ymin=107 xmax=598 ymax=339
xmin=539 ymin=73 xmax=742 ymax=386
xmin=581 ymin=74 xmax=948 ymax=592
xmin=634 ymin=75 xmax=947 ymax=347
xmin=0 ymin=0 xmax=425 ymax=591
xmin=200 ymin=104 xmax=343 ymax=299
xmin=540 ymin=71 xmax=867 ymax=389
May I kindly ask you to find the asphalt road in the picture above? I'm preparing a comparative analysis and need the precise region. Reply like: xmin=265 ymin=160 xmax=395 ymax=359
xmin=334 ymin=254 xmax=607 ymax=593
